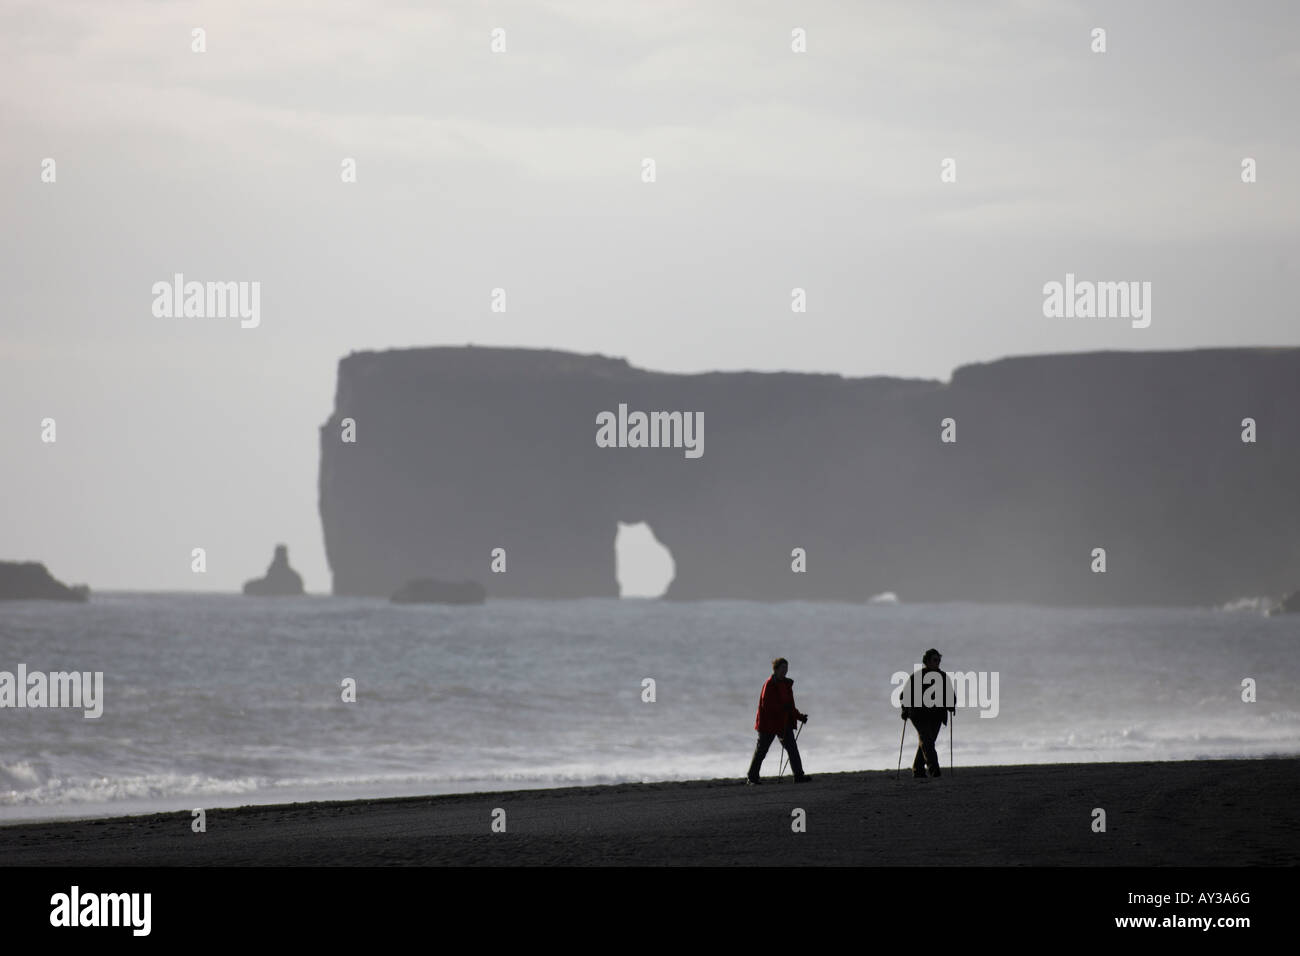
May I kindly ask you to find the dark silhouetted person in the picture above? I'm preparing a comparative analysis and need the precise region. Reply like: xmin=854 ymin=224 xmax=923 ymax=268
xmin=900 ymin=648 xmax=955 ymax=777
xmin=746 ymin=657 xmax=811 ymax=784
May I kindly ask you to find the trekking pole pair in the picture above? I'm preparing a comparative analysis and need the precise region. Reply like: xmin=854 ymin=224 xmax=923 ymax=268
xmin=895 ymin=713 xmax=955 ymax=779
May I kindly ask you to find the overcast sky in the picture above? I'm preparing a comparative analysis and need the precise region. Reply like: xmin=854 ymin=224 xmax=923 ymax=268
xmin=2 ymin=0 xmax=1297 ymax=593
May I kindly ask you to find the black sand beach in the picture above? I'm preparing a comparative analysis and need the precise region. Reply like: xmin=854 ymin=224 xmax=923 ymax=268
xmin=3 ymin=758 xmax=1297 ymax=866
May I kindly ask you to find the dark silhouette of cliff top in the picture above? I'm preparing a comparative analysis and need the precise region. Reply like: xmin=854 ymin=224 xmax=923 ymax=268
xmin=332 ymin=345 xmax=937 ymax=391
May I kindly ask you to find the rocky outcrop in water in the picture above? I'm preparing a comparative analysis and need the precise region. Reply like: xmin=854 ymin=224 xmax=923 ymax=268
xmin=1269 ymin=590 xmax=1300 ymax=616
xmin=242 ymin=544 xmax=305 ymax=596
xmin=390 ymin=578 xmax=486 ymax=605
xmin=318 ymin=346 xmax=1300 ymax=606
xmin=0 ymin=562 xmax=89 ymax=601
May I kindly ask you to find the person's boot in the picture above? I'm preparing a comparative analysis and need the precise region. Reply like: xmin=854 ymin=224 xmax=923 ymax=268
xmin=794 ymin=774 xmax=813 ymax=783
xmin=746 ymin=775 xmax=762 ymax=785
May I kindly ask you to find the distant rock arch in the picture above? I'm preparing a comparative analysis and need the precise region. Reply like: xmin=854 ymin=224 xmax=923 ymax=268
xmin=615 ymin=522 xmax=675 ymax=598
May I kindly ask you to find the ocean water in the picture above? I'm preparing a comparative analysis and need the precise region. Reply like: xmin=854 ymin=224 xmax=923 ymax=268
xmin=1 ymin=594 xmax=1297 ymax=822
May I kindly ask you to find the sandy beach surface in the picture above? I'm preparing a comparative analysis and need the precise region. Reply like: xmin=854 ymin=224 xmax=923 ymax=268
xmin=2 ymin=758 xmax=1296 ymax=866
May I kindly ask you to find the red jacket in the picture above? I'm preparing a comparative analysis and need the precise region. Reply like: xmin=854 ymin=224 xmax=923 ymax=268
xmin=754 ymin=676 xmax=801 ymax=734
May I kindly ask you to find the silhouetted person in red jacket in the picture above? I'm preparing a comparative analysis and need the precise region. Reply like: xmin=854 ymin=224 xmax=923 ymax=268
xmin=746 ymin=657 xmax=811 ymax=784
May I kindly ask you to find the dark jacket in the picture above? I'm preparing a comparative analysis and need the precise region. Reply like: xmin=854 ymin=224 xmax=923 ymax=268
xmin=902 ymin=666 xmax=955 ymax=725
xmin=755 ymin=676 xmax=803 ymax=734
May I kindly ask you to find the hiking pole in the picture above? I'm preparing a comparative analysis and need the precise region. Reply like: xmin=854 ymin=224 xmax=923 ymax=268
xmin=896 ymin=718 xmax=907 ymax=779
xmin=779 ymin=722 xmax=803 ymax=781
xmin=949 ymin=709 xmax=954 ymax=777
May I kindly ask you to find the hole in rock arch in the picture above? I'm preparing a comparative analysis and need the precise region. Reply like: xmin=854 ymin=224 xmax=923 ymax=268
xmin=615 ymin=522 xmax=675 ymax=598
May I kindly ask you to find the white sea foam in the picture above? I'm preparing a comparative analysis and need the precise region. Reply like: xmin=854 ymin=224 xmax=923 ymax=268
xmin=1220 ymin=596 xmax=1273 ymax=614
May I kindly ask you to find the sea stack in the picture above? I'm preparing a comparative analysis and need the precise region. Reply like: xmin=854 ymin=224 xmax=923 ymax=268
xmin=0 ymin=561 xmax=89 ymax=601
xmin=242 ymin=544 xmax=305 ymax=596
